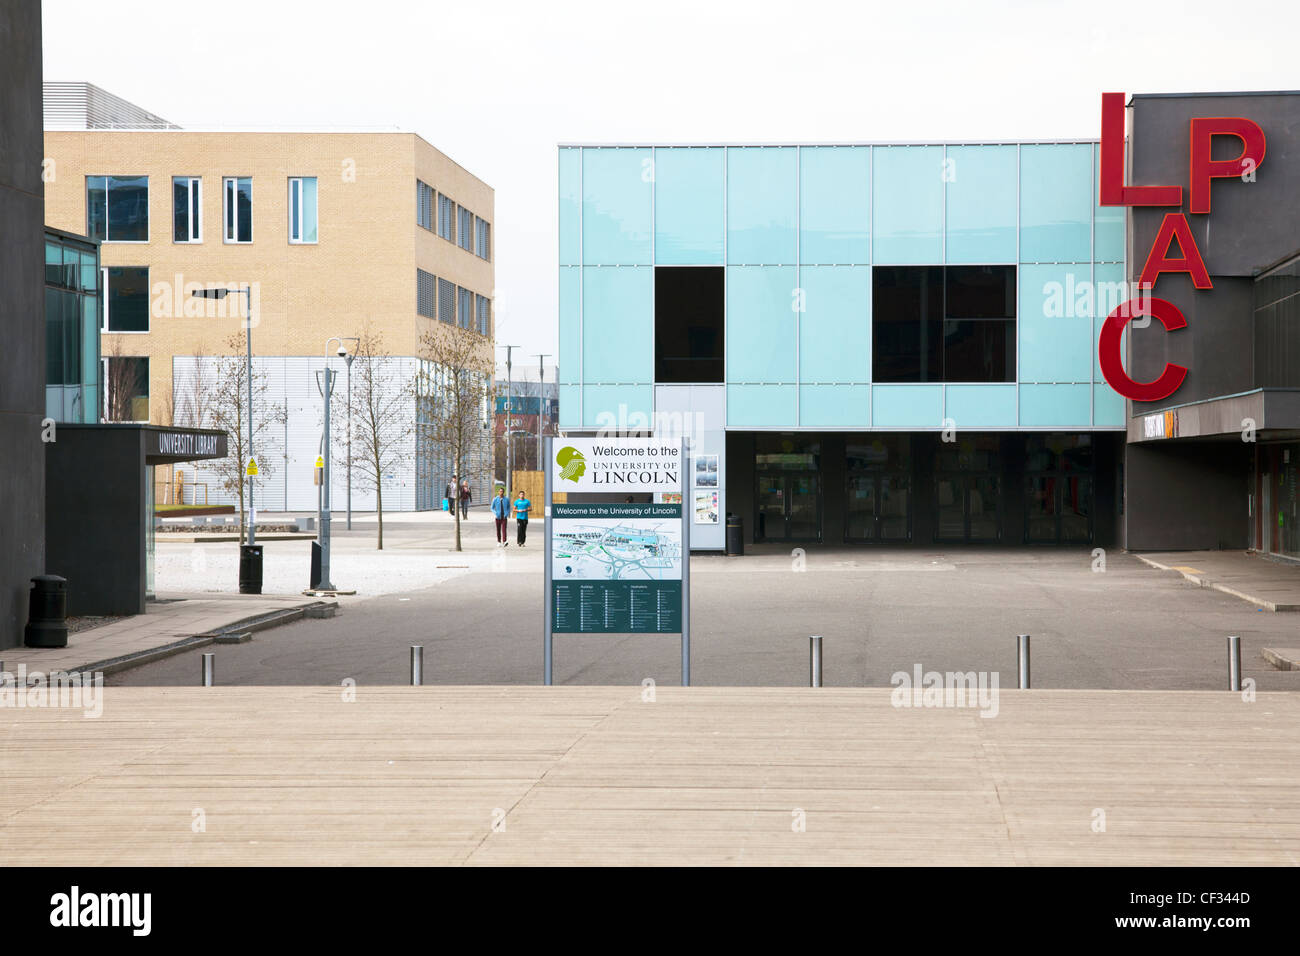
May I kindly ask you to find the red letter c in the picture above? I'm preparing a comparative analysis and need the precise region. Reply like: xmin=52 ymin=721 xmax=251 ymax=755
xmin=1098 ymin=297 xmax=1188 ymax=402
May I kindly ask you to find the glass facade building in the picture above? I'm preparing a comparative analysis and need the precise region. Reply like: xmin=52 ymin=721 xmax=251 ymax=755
xmin=44 ymin=228 xmax=102 ymax=424
xmin=558 ymin=142 xmax=1127 ymax=549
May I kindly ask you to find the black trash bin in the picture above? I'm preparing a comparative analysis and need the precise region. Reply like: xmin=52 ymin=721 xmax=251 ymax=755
xmin=25 ymin=575 xmax=68 ymax=648
xmin=725 ymin=514 xmax=744 ymax=556
xmin=310 ymin=541 xmax=322 ymax=590
xmin=239 ymin=545 xmax=264 ymax=595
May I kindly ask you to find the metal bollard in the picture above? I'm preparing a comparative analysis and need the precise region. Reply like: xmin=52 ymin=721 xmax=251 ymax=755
xmin=1017 ymin=634 xmax=1031 ymax=689
xmin=410 ymin=645 xmax=424 ymax=686
xmin=201 ymin=652 xmax=214 ymax=687
xmin=0 ymin=660 xmax=6 ymax=686
xmin=1227 ymin=635 xmax=1241 ymax=692
xmin=809 ymin=635 xmax=823 ymax=688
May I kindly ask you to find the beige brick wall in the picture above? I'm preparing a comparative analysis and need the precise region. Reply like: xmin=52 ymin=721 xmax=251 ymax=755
xmin=43 ymin=130 xmax=495 ymax=423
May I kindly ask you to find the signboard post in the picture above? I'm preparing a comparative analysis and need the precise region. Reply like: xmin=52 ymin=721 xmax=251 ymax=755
xmin=543 ymin=436 xmax=691 ymax=686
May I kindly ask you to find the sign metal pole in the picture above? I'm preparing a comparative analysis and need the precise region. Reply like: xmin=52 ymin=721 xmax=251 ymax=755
xmin=543 ymin=435 xmax=553 ymax=686
xmin=681 ymin=437 xmax=691 ymax=687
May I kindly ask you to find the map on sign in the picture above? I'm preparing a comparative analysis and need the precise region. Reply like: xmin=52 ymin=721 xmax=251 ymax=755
xmin=552 ymin=504 xmax=682 ymax=582
xmin=553 ymin=518 xmax=681 ymax=581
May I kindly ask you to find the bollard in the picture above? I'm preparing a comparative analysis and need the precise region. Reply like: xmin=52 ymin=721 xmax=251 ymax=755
xmin=1227 ymin=635 xmax=1241 ymax=692
xmin=202 ymin=652 xmax=214 ymax=687
xmin=0 ymin=660 xmax=6 ymax=686
xmin=1017 ymin=634 xmax=1031 ymax=689
xmin=410 ymin=645 xmax=424 ymax=686
xmin=809 ymin=635 xmax=823 ymax=688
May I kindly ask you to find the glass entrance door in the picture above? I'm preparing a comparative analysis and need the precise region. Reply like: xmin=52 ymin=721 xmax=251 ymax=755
xmin=847 ymin=474 xmax=911 ymax=542
xmin=935 ymin=474 xmax=1001 ymax=543
xmin=756 ymin=472 xmax=821 ymax=542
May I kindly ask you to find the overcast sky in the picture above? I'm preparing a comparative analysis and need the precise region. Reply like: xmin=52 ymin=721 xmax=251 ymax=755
xmin=42 ymin=0 xmax=1300 ymax=375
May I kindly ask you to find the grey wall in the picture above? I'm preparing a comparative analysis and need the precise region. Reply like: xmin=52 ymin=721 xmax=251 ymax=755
xmin=46 ymin=427 xmax=149 ymax=617
xmin=1123 ymin=440 xmax=1251 ymax=551
xmin=0 ymin=0 xmax=45 ymax=648
xmin=1129 ymin=92 xmax=1300 ymax=412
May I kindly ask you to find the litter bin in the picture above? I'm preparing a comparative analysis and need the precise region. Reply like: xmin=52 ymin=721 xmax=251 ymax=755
xmin=24 ymin=575 xmax=68 ymax=648
xmin=239 ymin=545 xmax=264 ymax=595
xmin=310 ymin=541 xmax=322 ymax=590
xmin=725 ymin=513 xmax=744 ymax=556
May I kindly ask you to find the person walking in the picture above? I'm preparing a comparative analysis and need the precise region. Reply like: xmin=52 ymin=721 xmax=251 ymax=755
xmin=460 ymin=480 xmax=472 ymax=519
xmin=445 ymin=477 xmax=457 ymax=517
xmin=491 ymin=487 xmax=510 ymax=546
xmin=514 ymin=490 xmax=532 ymax=547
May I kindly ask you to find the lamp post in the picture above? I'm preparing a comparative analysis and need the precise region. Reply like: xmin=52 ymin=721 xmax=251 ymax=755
xmin=332 ymin=337 xmax=359 ymax=530
xmin=534 ymin=353 xmax=550 ymax=472
xmin=499 ymin=344 xmax=518 ymax=502
xmin=192 ymin=285 xmax=255 ymax=547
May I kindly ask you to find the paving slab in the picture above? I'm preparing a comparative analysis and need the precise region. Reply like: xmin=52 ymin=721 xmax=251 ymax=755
xmin=1134 ymin=550 xmax=1300 ymax=611
xmin=1 ymin=593 xmax=329 ymax=677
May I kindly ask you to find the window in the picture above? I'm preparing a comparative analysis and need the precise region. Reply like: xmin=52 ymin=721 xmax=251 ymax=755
xmin=475 ymin=217 xmax=491 ymax=260
xmin=417 ymin=180 xmax=434 ymax=231
xmin=102 ymin=266 xmax=150 ymax=333
xmin=476 ymin=294 xmax=490 ymax=336
xmin=654 ymin=266 xmax=724 ymax=383
xmin=172 ymin=177 xmax=201 ymax=243
xmin=288 ymin=177 xmax=318 ymax=243
xmin=437 ymin=277 xmax=456 ymax=324
xmin=458 ymin=287 xmax=473 ymax=329
xmin=437 ymin=193 xmax=455 ymax=241
xmin=223 ymin=177 xmax=253 ymax=243
xmin=103 ymin=355 xmax=149 ymax=422
xmin=87 ymin=175 xmax=149 ymax=242
xmin=417 ymin=269 xmax=436 ymax=318
xmin=871 ymin=265 xmax=1015 ymax=383
xmin=457 ymin=206 xmax=474 ymax=252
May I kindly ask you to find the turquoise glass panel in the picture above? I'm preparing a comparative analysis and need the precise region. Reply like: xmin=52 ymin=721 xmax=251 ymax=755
xmin=798 ymin=265 xmax=870 ymax=383
xmin=799 ymin=384 xmax=870 ymax=428
xmin=800 ymin=146 xmax=869 ymax=264
xmin=1020 ymin=144 xmax=1092 ymax=263
xmin=945 ymin=145 xmax=1017 ymax=264
xmin=583 ymin=384 xmax=654 ymax=431
xmin=726 ymin=266 xmax=797 ymax=383
xmin=726 ymin=384 xmax=796 ymax=428
xmin=559 ymin=148 xmax=581 ymax=266
xmin=1094 ymin=145 xmax=1124 ymax=261
xmin=582 ymin=267 xmax=652 ymax=382
xmin=559 ymin=267 xmax=580 ymax=384
xmin=872 ymin=146 xmax=943 ymax=264
xmin=558 ymin=384 xmax=581 ymax=429
xmin=582 ymin=148 xmax=652 ymax=265
xmin=1019 ymin=384 xmax=1092 ymax=427
xmin=871 ymin=384 xmax=944 ymax=427
xmin=654 ymin=147 xmax=724 ymax=264
xmin=1093 ymin=262 xmax=1126 ymax=381
xmin=1019 ymin=264 xmax=1094 ymax=383
xmin=1094 ymin=383 xmax=1124 ymax=427
xmin=726 ymin=147 xmax=796 ymax=264
xmin=945 ymin=384 xmax=1017 ymax=428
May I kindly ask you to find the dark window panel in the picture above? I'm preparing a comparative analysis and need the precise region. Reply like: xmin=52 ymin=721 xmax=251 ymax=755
xmin=107 ymin=266 xmax=150 ymax=332
xmin=86 ymin=176 xmax=107 ymax=240
xmin=654 ymin=266 xmax=724 ymax=383
xmin=871 ymin=266 xmax=942 ymax=382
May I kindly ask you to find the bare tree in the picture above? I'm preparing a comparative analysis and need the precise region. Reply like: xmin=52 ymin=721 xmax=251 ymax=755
xmin=103 ymin=338 xmax=147 ymax=422
xmin=173 ymin=344 xmax=211 ymax=430
xmin=345 ymin=326 xmax=411 ymax=550
xmin=417 ymin=324 xmax=491 ymax=552
xmin=205 ymin=334 xmax=284 ymax=544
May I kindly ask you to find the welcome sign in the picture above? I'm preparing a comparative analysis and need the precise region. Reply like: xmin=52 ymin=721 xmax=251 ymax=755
xmin=550 ymin=438 xmax=682 ymax=494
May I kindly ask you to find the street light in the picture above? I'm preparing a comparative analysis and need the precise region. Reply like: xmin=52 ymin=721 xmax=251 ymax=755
xmin=498 ymin=344 xmax=518 ymax=502
xmin=192 ymin=285 xmax=256 ymax=551
xmin=534 ymin=354 xmax=550 ymax=473
xmin=332 ymin=337 xmax=359 ymax=530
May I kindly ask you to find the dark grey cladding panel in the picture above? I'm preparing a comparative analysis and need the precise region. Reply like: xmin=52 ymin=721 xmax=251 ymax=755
xmin=1131 ymin=93 xmax=1300 ymax=278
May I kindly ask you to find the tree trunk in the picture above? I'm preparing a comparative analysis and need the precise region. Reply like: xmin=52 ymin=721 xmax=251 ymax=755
xmin=376 ymin=480 xmax=384 ymax=551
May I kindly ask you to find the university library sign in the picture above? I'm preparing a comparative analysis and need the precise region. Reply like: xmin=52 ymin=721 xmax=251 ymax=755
xmin=1097 ymin=91 xmax=1267 ymax=402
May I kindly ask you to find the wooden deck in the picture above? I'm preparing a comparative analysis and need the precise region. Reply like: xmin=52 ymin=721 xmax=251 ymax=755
xmin=1 ymin=686 xmax=1297 ymax=865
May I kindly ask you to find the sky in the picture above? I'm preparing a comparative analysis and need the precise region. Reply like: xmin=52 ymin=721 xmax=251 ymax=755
xmin=41 ymin=0 xmax=1300 ymax=375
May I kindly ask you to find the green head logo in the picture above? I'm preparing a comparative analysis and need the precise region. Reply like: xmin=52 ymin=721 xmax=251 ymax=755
xmin=556 ymin=446 xmax=586 ymax=482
